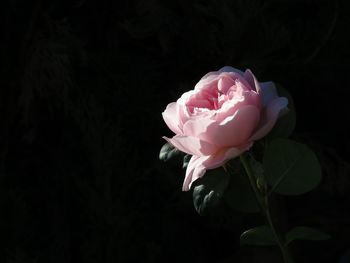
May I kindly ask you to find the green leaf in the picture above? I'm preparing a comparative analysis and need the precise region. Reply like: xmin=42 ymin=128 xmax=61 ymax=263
xmin=263 ymin=139 xmax=322 ymax=195
xmin=192 ymin=167 xmax=229 ymax=215
xmin=267 ymin=84 xmax=296 ymax=139
xmin=240 ymin=225 xmax=277 ymax=246
xmin=183 ymin=154 xmax=191 ymax=168
xmin=159 ymin=142 xmax=182 ymax=162
xmin=224 ymin=162 xmax=260 ymax=213
xmin=285 ymin=227 xmax=330 ymax=245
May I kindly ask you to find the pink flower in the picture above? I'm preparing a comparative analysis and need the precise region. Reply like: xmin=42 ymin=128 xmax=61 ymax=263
xmin=162 ymin=66 xmax=288 ymax=191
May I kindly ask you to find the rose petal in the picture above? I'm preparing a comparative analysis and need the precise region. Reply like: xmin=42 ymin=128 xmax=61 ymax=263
xmin=177 ymin=90 xmax=196 ymax=106
xmin=195 ymin=70 xmax=243 ymax=91
xmin=198 ymin=66 xmax=244 ymax=83
xmin=214 ymin=89 xmax=261 ymax=121
xmin=182 ymin=113 xmax=216 ymax=138
xmin=162 ymin=102 xmax=183 ymax=134
xmin=206 ymin=105 xmax=260 ymax=147
xmin=218 ymin=75 xmax=236 ymax=94
xmin=203 ymin=142 xmax=253 ymax=169
xmin=222 ymin=72 xmax=252 ymax=93
xmin=195 ymin=75 xmax=219 ymax=91
xmin=259 ymin=81 xmax=278 ymax=107
xmin=182 ymin=155 xmax=207 ymax=191
xmin=243 ymin=69 xmax=261 ymax=93
xmin=218 ymin=66 xmax=245 ymax=76
xmin=250 ymin=97 xmax=288 ymax=141
xmin=182 ymin=142 xmax=253 ymax=191
xmin=163 ymin=135 xmax=218 ymax=156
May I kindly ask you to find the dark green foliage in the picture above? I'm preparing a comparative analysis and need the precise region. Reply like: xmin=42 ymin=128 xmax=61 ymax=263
xmin=263 ymin=139 xmax=322 ymax=195
xmin=159 ymin=142 xmax=181 ymax=162
xmin=240 ymin=225 xmax=277 ymax=246
xmin=192 ymin=167 xmax=229 ymax=215
xmin=182 ymin=154 xmax=191 ymax=168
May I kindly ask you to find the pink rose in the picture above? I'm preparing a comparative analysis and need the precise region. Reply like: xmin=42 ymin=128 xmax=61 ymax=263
xmin=162 ymin=66 xmax=288 ymax=191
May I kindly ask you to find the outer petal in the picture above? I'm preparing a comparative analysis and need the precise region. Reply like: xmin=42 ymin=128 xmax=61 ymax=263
xmin=250 ymin=97 xmax=288 ymax=141
xmin=198 ymin=66 xmax=244 ymax=83
xmin=244 ymin=70 xmax=279 ymax=108
xmin=205 ymin=105 xmax=260 ymax=147
xmin=218 ymin=66 xmax=244 ymax=76
xmin=243 ymin=69 xmax=261 ymax=93
xmin=163 ymin=135 xmax=218 ymax=156
xmin=194 ymin=74 xmax=220 ymax=91
xmin=182 ymin=155 xmax=207 ymax=191
xmin=177 ymin=90 xmax=196 ymax=106
xmin=203 ymin=142 xmax=253 ymax=169
xmin=259 ymin=81 xmax=278 ymax=108
xmin=162 ymin=102 xmax=183 ymax=134
xmin=182 ymin=142 xmax=253 ymax=191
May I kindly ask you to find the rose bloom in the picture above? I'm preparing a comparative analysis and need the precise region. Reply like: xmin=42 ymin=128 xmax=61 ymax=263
xmin=162 ymin=66 xmax=288 ymax=191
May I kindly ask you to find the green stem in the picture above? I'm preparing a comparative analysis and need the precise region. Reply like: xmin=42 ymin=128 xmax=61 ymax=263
xmin=264 ymin=195 xmax=294 ymax=263
xmin=239 ymin=154 xmax=294 ymax=263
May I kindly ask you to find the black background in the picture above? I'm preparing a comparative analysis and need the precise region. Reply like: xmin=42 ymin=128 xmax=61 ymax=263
xmin=0 ymin=0 xmax=350 ymax=262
